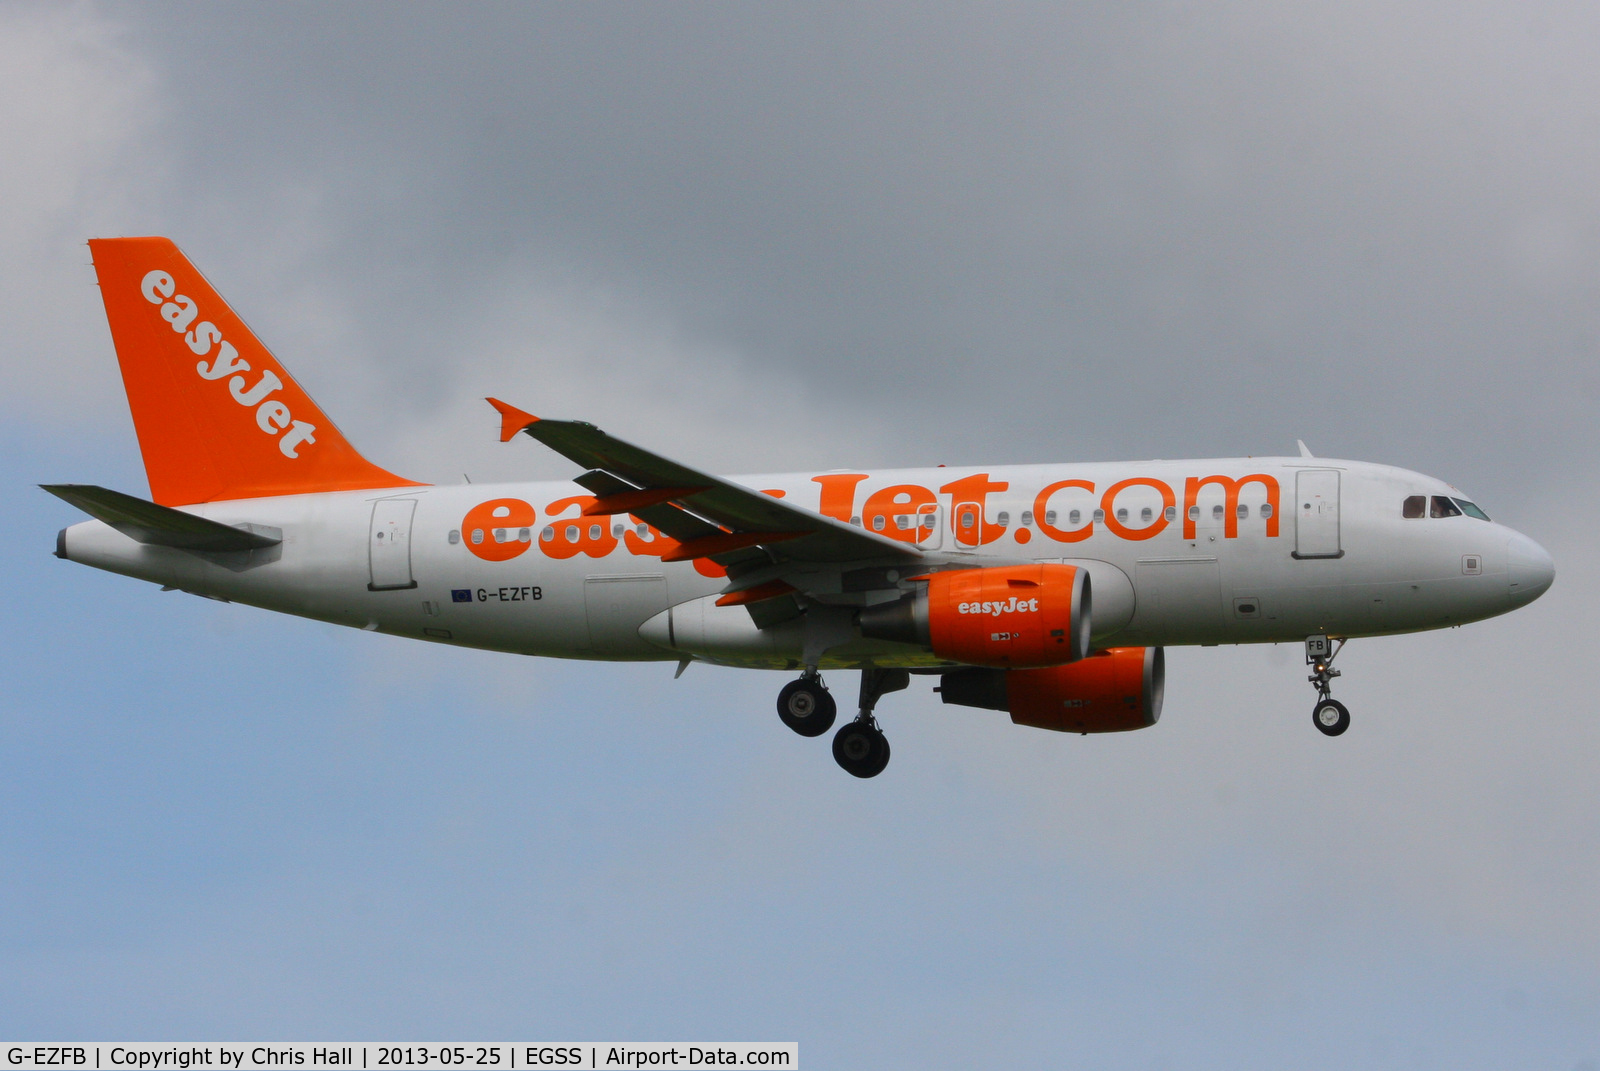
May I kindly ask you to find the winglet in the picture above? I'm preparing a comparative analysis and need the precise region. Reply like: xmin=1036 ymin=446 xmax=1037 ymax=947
xmin=1297 ymin=439 xmax=1314 ymax=458
xmin=487 ymin=397 xmax=539 ymax=442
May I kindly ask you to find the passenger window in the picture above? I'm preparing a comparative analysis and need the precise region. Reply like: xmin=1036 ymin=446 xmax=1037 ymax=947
xmin=1187 ymin=505 xmax=1200 ymax=520
xmin=1402 ymin=495 xmax=1425 ymax=519
xmin=1046 ymin=510 xmax=1059 ymax=526
xmin=1093 ymin=509 xmax=1105 ymax=523
xmin=1065 ymin=510 xmax=1077 ymax=525
xmin=1261 ymin=503 xmax=1273 ymax=519
xmin=1164 ymin=506 xmax=1177 ymax=521
xmin=1236 ymin=503 xmax=1249 ymax=519
xmin=872 ymin=515 xmax=886 ymax=531
xmin=1139 ymin=507 xmax=1152 ymax=523
xmin=448 ymin=529 xmax=461 ymax=545
xmin=1116 ymin=508 xmax=1129 ymax=523
xmin=1453 ymin=498 xmax=1491 ymax=521
xmin=1212 ymin=504 xmax=1224 ymax=520
xmin=519 ymin=527 xmax=531 ymax=543
xmin=1430 ymin=496 xmax=1462 ymax=519
xmin=997 ymin=511 xmax=1010 ymax=527
xmin=1021 ymin=510 xmax=1033 ymax=526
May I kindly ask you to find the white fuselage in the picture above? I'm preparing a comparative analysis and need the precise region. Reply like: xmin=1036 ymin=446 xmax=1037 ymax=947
xmin=58 ymin=457 xmax=1553 ymax=670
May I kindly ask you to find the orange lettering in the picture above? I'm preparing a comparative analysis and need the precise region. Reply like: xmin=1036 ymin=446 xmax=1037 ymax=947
xmin=811 ymin=473 xmax=868 ymax=522
xmin=541 ymin=496 xmax=621 ymax=559
xmin=862 ymin=484 xmax=937 ymax=544
xmin=1033 ymin=479 xmax=1096 ymax=544
xmin=462 ymin=498 xmax=537 ymax=562
xmin=1182 ymin=474 xmax=1280 ymax=539
xmin=1100 ymin=478 xmax=1174 ymax=541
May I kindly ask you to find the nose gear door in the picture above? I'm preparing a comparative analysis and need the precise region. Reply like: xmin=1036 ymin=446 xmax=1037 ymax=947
xmin=1293 ymin=469 xmax=1342 ymax=559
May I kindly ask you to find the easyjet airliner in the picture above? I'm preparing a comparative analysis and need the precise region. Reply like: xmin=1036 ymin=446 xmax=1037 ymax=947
xmin=47 ymin=238 xmax=1555 ymax=777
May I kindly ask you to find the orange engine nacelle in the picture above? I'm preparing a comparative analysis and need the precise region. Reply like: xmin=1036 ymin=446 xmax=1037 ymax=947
xmin=858 ymin=564 xmax=1091 ymax=668
xmin=937 ymin=647 xmax=1164 ymax=733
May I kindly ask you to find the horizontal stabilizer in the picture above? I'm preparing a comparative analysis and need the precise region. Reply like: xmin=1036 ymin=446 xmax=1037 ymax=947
xmin=40 ymin=484 xmax=281 ymax=551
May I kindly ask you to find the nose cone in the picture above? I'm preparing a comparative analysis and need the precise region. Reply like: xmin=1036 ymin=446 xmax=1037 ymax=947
xmin=1507 ymin=531 xmax=1555 ymax=606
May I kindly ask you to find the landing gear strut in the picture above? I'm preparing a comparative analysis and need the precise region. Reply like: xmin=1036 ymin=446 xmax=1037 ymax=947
xmin=832 ymin=668 xmax=906 ymax=778
xmin=777 ymin=670 xmax=836 ymax=737
xmin=1306 ymin=634 xmax=1350 ymax=737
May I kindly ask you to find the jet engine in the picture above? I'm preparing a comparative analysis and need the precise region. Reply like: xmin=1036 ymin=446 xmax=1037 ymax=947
xmin=858 ymin=563 xmax=1091 ymax=668
xmin=938 ymin=646 xmax=1164 ymax=733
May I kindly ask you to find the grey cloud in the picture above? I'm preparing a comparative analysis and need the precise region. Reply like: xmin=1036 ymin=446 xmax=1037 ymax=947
xmin=80 ymin=4 xmax=1599 ymax=504
xmin=4 ymin=2 xmax=1598 ymax=1055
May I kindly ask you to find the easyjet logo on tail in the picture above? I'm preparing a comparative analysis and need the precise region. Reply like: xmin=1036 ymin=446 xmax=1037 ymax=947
xmin=139 ymin=270 xmax=318 ymax=459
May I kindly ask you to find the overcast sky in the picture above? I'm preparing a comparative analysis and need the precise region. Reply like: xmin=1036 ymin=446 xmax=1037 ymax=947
xmin=2 ymin=3 xmax=1597 ymax=1066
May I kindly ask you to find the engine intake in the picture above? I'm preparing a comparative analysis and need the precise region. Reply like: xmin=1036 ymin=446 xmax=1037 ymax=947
xmin=859 ymin=563 xmax=1091 ymax=668
xmin=939 ymin=646 xmax=1164 ymax=733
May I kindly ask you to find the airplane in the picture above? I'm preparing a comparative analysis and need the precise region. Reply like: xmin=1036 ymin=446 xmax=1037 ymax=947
xmin=45 ymin=237 xmax=1556 ymax=778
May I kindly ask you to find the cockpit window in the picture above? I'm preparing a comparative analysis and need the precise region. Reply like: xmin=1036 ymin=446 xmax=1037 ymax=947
xmin=1430 ymin=495 xmax=1463 ymax=518
xmin=1453 ymin=498 xmax=1491 ymax=521
xmin=1402 ymin=495 xmax=1426 ymax=519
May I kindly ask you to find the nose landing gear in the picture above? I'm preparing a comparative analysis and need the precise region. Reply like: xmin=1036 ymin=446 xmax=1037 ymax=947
xmin=1306 ymin=634 xmax=1350 ymax=737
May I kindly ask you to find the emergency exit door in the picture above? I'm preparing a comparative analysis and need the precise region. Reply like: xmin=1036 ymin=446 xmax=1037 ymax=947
xmin=1293 ymin=470 xmax=1342 ymax=559
xmin=369 ymin=498 xmax=418 ymax=590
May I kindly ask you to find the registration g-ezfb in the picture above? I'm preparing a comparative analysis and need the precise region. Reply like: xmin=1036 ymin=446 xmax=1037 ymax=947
xmin=8 ymin=1052 xmax=87 ymax=1066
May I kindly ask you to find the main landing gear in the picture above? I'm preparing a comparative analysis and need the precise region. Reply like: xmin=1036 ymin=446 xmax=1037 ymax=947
xmin=776 ymin=667 xmax=906 ymax=777
xmin=832 ymin=668 xmax=907 ymax=778
xmin=833 ymin=720 xmax=890 ymax=779
xmin=776 ymin=670 xmax=836 ymax=737
xmin=1306 ymin=634 xmax=1350 ymax=737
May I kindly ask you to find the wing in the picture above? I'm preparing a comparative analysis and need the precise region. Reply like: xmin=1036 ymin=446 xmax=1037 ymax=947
xmin=487 ymin=398 xmax=922 ymax=577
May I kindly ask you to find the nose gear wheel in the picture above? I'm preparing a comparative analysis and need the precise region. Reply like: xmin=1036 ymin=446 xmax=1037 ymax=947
xmin=1305 ymin=635 xmax=1351 ymax=737
xmin=1313 ymin=697 xmax=1350 ymax=736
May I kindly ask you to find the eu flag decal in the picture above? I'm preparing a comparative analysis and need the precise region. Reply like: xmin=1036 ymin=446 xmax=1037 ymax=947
xmin=451 ymin=589 xmax=473 ymax=603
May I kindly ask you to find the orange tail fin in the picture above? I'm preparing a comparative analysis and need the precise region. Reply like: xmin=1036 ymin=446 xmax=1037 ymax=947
xmin=88 ymin=237 xmax=423 ymax=505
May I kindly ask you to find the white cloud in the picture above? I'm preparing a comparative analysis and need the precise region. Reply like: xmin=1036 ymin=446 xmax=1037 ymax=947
xmin=0 ymin=3 xmax=166 ymax=426
xmin=368 ymin=263 xmax=900 ymax=486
